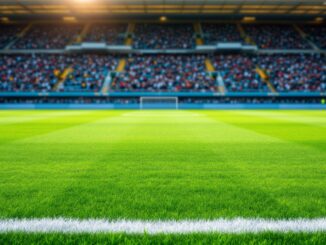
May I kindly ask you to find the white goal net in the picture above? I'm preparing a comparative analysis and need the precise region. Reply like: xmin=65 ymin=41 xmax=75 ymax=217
xmin=140 ymin=97 xmax=179 ymax=109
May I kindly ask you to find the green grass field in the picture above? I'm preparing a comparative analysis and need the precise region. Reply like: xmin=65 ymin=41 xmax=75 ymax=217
xmin=0 ymin=110 xmax=326 ymax=244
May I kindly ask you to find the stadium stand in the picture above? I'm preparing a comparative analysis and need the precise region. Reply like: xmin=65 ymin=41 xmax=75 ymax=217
xmin=133 ymin=24 xmax=195 ymax=49
xmin=0 ymin=19 xmax=325 ymax=109
xmin=111 ymin=55 xmax=215 ymax=92
xmin=300 ymin=25 xmax=326 ymax=49
xmin=11 ymin=24 xmax=83 ymax=49
xmin=243 ymin=24 xmax=311 ymax=49
xmin=0 ymin=24 xmax=25 ymax=49
xmin=0 ymin=55 xmax=65 ymax=92
xmin=202 ymin=24 xmax=244 ymax=44
xmin=259 ymin=54 xmax=326 ymax=92
xmin=83 ymin=23 xmax=127 ymax=44
xmin=212 ymin=54 xmax=326 ymax=92
xmin=1 ymin=53 xmax=324 ymax=93
xmin=61 ymin=55 xmax=118 ymax=92
xmin=212 ymin=55 xmax=268 ymax=92
xmin=0 ymin=55 xmax=118 ymax=92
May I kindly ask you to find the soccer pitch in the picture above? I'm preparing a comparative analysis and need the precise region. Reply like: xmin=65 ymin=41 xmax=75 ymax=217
xmin=0 ymin=110 xmax=325 ymax=244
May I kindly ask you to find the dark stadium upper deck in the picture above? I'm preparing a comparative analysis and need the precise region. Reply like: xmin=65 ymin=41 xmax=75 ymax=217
xmin=0 ymin=0 xmax=325 ymax=18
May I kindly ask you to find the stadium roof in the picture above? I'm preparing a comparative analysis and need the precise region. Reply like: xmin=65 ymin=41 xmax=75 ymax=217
xmin=0 ymin=0 xmax=325 ymax=17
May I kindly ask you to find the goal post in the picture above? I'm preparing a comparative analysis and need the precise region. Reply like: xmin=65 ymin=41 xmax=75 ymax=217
xmin=140 ymin=97 xmax=179 ymax=110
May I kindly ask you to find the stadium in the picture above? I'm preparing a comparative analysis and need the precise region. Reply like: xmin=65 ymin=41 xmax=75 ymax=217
xmin=0 ymin=0 xmax=325 ymax=243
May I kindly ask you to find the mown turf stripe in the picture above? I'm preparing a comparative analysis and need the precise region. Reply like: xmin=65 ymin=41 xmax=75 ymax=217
xmin=0 ymin=218 xmax=325 ymax=234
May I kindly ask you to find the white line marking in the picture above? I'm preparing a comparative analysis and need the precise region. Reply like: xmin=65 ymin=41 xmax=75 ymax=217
xmin=0 ymin=218 xmax=325 ymax=234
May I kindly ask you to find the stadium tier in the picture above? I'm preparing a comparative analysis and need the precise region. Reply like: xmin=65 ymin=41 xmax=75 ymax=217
xmin=243 ymin=24 xmax=311 ymax=49
xmin=133 ymin=23 xmax=195 ymax=49
xmin=300 ymin=24 xmax=326 ymax=49
xmin=111 ymin=55 xmax=214 ymax=92
xmin=83 ymin=23 xmax=127 ymax=44
xmin=0 ymin=24 xmax=25 ymax=49
xmin=212 ymin=55 xmax=268 ymax=92
xmin=0 ymin=54 xmax=118 ymax=92
xmin=1 ymin=22 xmax=324 ymax=50
xmin=0 ymin=55 xmax=65 ymax=92
xmin=11 ymin=24 xmax=83 ymax=49
xmin=259 ymin=54 xmax=326 ymax=92
xmin=202 ymin=24 xmax=244 ymax=44
xmin=0 ymin=53 xmax=325 ymax=94
xmin=59 ymin=55 xmax=118 ymax=92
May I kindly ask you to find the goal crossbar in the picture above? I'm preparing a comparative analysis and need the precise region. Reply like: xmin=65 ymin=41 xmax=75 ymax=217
xmin=140 ymin=97 xmax=179 ymax=110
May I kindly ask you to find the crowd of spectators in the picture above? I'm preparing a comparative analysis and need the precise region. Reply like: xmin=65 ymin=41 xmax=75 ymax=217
xmin=133 ymin=24 xmax=195 ymax=49
xmin=202 ymin=24 xmax=243 ymax=44
xmin=111 ymin=55 xmax=216 ymax=92
xmin=212 ymin=55 xmax=268 ymax=92
xmin=212 ymin=54 xmax=325 ymax=92
xmin=0 ymin=55 xmax=66 ymax=92
xmin=0 ymin=25 xmax=25 ymax=49
xmin=61 ymin=55 xmax=118 ymax=92
xmin=243 ymin=24 xmax=311 ymax=49
xmin=300 ymin=25 xmax=326 ymax=49
xmin=3 ymin=22 xmax=323 ymax=51
xmin=0 ymin=55 xmax=118 ymax=92
xmin=259 ymin=54 xmax=326 ymax=92
xmin=0 ymin=53 xmax=325 ymax=94
xmin=11 ymin=24 xmax=83 ymax=49
xmin=83 ymin=23 xmax=127 ymax=44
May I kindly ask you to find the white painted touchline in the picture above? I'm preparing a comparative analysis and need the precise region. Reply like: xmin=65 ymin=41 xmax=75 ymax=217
xmin=0 ymin=218 xmax=325 ymax=234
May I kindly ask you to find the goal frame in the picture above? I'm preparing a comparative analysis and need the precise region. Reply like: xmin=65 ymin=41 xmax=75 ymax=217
xmin=139 ymin=97 xmax=179 ymax=110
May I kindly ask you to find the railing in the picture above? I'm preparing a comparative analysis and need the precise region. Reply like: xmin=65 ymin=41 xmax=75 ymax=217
xmin=0 ymin=91 xmax=324 ymax=97
xmin=2 ymin=42 xmax=325 ymax=54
